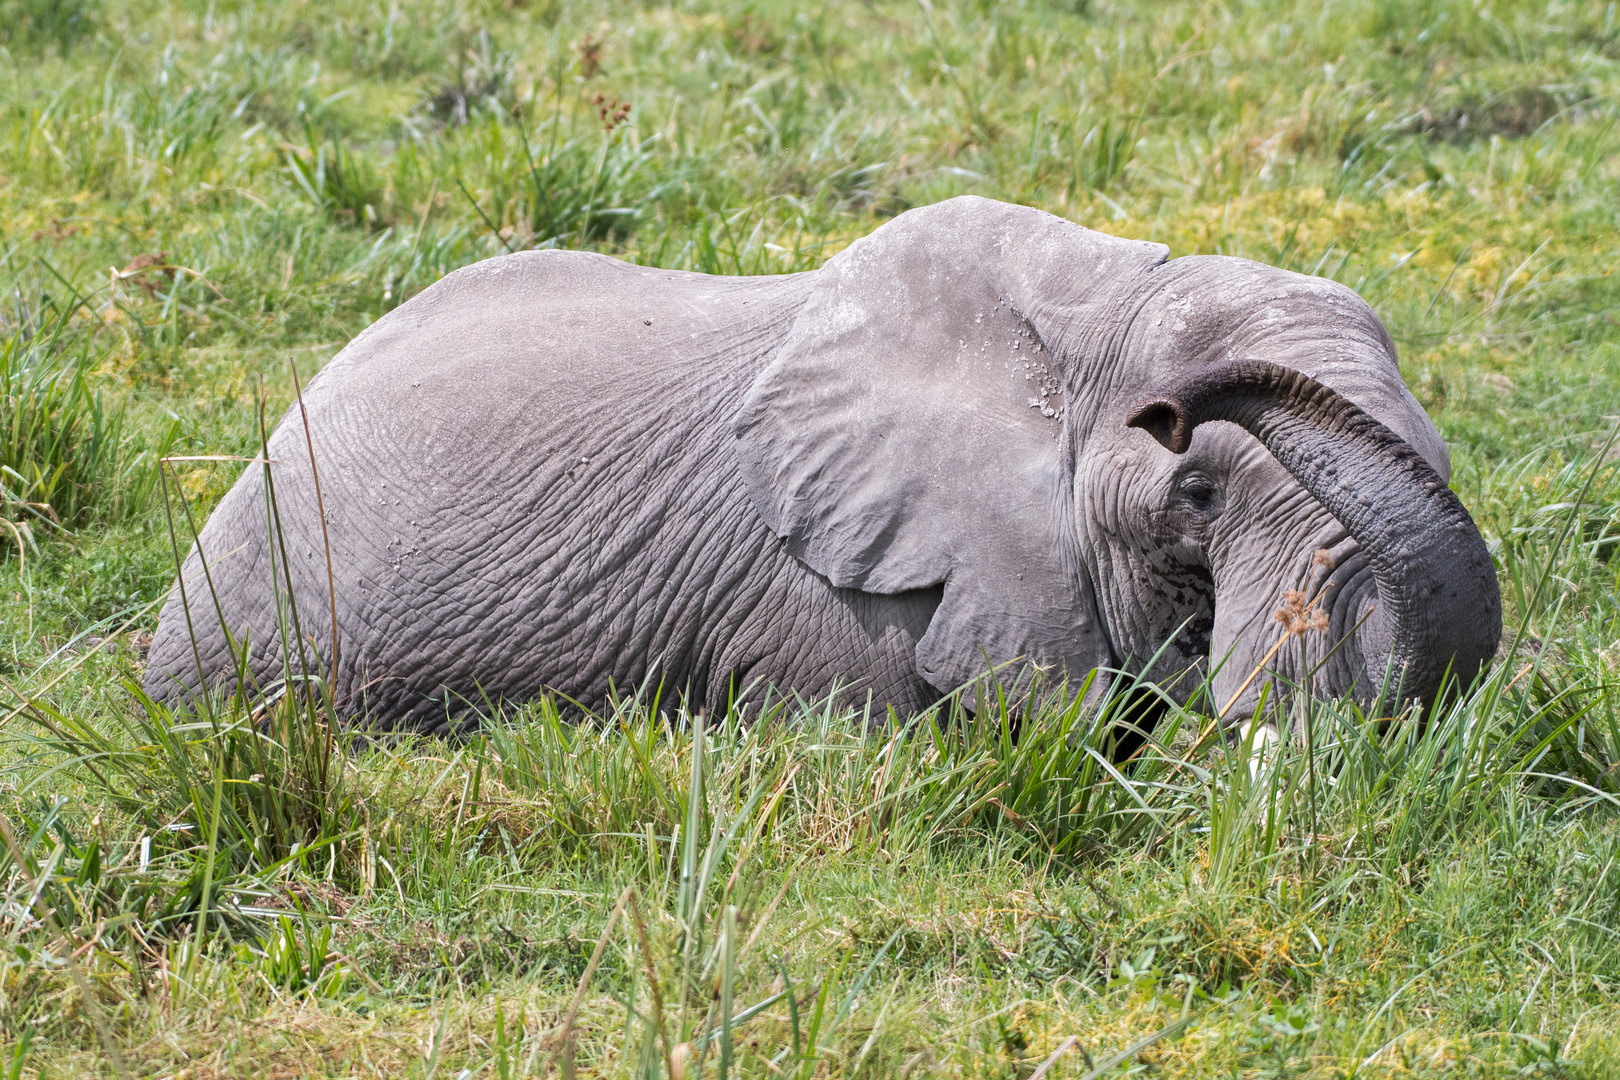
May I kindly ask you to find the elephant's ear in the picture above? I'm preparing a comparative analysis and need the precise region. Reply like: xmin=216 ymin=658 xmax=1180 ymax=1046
xmin=735 ymin=196 xmax=1169 ymax=694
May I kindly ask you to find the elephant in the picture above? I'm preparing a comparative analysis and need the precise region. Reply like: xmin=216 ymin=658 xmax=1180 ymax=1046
xmin=145 ymin=196 xmax=1502 ymax=734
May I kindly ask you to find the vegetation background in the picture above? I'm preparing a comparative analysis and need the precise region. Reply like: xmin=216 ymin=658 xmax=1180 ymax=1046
xmin=3 ymin=0 xmax=1620 ymax=1075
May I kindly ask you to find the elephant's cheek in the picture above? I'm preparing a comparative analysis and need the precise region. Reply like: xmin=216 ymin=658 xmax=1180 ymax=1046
xmin=1104 ymin=549 xmax=1214 ymax=692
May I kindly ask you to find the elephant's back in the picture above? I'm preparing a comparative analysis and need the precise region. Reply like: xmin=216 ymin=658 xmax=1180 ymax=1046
xmin=297 ymin=252 xmax=815 ymax=608
xmin=308 ymin=251 xmax=811 ymax=464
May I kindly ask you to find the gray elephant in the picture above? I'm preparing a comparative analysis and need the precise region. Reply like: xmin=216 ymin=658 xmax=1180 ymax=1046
xmin=145 ymin=196 xmax=1501 ymax=733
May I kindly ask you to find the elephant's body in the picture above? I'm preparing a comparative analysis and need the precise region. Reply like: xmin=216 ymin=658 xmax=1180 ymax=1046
xmin=156 ymin=256 xmax=942 ymax=729
xmin=148 ymin=197 xmax=1501 ymax=730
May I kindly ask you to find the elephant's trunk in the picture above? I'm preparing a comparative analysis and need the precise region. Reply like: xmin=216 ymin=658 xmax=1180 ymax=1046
xmin=1126 ymin=358 xmax=1501 ymax=712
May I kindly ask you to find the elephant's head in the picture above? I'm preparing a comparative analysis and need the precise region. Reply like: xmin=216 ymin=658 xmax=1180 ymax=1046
xmin=736 ymin=197 xmax=1501 ymax=722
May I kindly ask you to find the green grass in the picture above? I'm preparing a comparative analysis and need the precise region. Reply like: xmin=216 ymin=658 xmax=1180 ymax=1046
xmin=3 ymin=0 xmax=1620 ymax=1075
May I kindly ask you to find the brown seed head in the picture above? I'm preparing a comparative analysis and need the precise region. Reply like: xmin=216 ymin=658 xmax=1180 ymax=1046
xmin=1274 ymin=588 xmax=1329 ymax=638
xmin=594 ymin=95 xmax=631 ymax=131
xmin=577 ymin=33 xmax=604 ymax=79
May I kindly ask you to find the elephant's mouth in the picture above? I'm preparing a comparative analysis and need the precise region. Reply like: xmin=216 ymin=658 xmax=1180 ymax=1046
xmin=1130 ymin=359 xmax=1501 ymax=715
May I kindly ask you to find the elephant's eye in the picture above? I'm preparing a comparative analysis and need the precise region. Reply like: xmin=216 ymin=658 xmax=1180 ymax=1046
xmin=1176 ymin=474 xmax=1218 ymax=508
